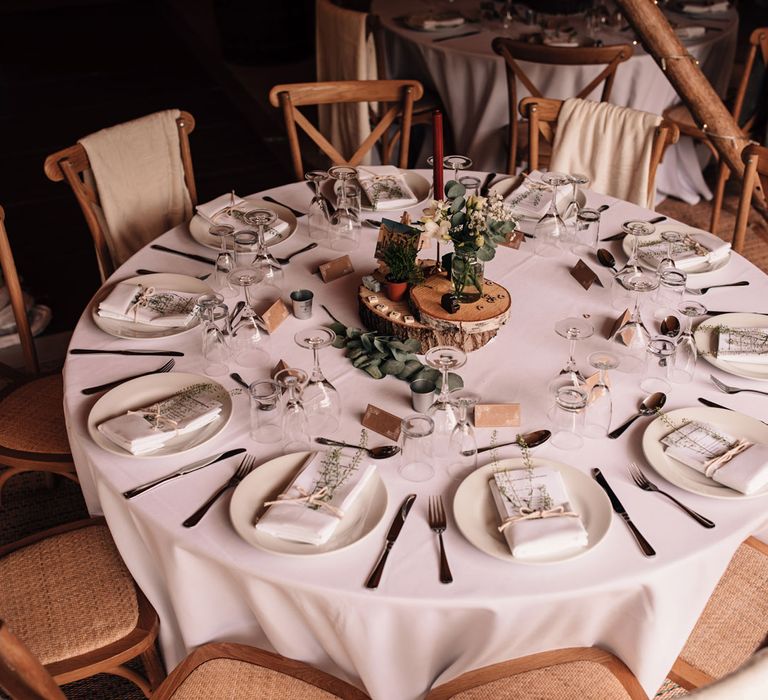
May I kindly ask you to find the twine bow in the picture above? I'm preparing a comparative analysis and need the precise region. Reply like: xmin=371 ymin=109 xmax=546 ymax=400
xmin=498 ymin=505 xmax=580 ymax=533
xmin=127 ymin=403 xmax=179 ymax=433
xmin=704 ymin=439 xmax=753 ymax=477
xmin=263 ymin=486 xmax=345 ymax=518
xmin=127 ymin=285 xmax=156 ymax=322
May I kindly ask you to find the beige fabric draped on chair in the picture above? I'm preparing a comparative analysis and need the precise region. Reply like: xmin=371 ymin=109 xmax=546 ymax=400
xmin=548 ymin=98 xmax=664 ymax=208
xmin=316 ymin=0 xmax=377 ymax=167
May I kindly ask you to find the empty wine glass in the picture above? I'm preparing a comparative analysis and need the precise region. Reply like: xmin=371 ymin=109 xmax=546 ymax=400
xmin=564 ymin=173 xmax=589 ymax=220
xmin=458 ymin=175 xmax=481 ymax=197
xmin=209 ymin=224 xmax=236 ymax=297
xmin=551 ymin=385 xmax=588 ymax=450
xmin=305 ymin=170 xmax=331 ymax=241
xmin=613 ymin=268 xmax=660 ymax=351
xmin=227 ymin=268 xmax=271 ymax=368
xmin=274 ymin=368 xmax=311 ymax=452
xmin=658 ymin=230 xmax=684 ymax=271
xmin=447 ymin=393 xmax=479 ymax=480
xmin=616 ymin=220 xmax=656 ymax=276
xmin=195 ymin=293 xmax=230 ymax=377
xmin=399 ymin=414 xmax=435 ymax=482
xmin=243 ymin=208 xmax=284 ymax=297
xmin=571 ymin=207 xmax=601 ymax=256
xmin=294 ymin=327 xmax=341 ymax=434
xmin=329 ymin=184 xmax=361 ymax=252
xmin=654 ymin=268 xmax=687 ymax=323
xmin=673 ymin=300 xmax=707 ymax=383
xmin=427 ymin=154 xmax=473 ymax=189
xmin=233 ymin=230 xmax=258 ymax=269
xmin=584 ymin=351 xmax=619 ymax=438
xmin=425 ymin=346 xmax=467 ymax=457
xmin=548 ymin=317 xmax=594 ymax=395
xmin=328 ymin=165 xmax=358 ymax=198
xmin=533 ymin=172 xmax=569 ymax=257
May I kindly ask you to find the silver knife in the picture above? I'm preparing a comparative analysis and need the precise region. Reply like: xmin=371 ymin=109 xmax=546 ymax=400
xmin=592 ymin=468 xmax=656 ymax=557
xmin=70 ymin=348 xmax=184 ymax=357
xmin=365 ymin=494 xmax=417 ymax=589
xmin=122 ymin=448 xmax=246 ymax=499
xmin=697 ymin=397 xmax=768 ymax=426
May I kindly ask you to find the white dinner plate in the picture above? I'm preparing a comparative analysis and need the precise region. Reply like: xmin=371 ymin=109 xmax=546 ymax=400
xmin=489 ymin=177 xmax=586 ymax=221
xmin=87 ymin=372 xmax=233 ymax=459
xmin=621 ymin=221 xmax=731 ymax=276
xmin=642 ymin=406 xmax=768 ymax=499
xmin=188 ymin=197 xmax=298 ymax=250
xmin=402 ymin=13 xmax=466 ymax=32
xmin=694 ymin=313 xmax=768 ymax=382
xmin=453 ymin=458 xmax=612 ymax=564
xmin=323 ymin=169 xmax=431 ymax=212
xmin=230 ymin=451 xmax=388 ymax=556
xmin=91 ymin=273 xmax=211 ymax=340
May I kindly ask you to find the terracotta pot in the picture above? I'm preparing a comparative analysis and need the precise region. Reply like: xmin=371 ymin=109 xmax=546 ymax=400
xmin=385 ymin=279 xmax=409 ymax=302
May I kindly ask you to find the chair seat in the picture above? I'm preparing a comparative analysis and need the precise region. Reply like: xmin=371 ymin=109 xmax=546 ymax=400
xmin=0 ymin=373 xmax=70 ymax=455
xmin=413 ymin=89 xmax=443 ymax=117
xmin=662 ymin=104 xmax=708 ymax=141
xmin=0 ymin=524 xmax=139 ymax=665
xmin=169 ymin=658 xmax=344 ymax=699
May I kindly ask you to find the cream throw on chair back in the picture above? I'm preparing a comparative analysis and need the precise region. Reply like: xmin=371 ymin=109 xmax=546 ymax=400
xmin=549 ymin=98 xmax=662 ymax=208
xmin=687 ymin=648 xmax=768 ymax=699
xmin=79 ymin=109 xmax=193 ymax=267
xmin=316 ymin=0 xmax=377 ymax=166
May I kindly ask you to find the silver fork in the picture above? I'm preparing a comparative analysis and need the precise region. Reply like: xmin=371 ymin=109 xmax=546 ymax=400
xmin=711 ymin=374 xmax=768 ymax=397
xmin=81 ymin=358 xmax=176 ymax=395
xmin=628 ymin=463 xmax=715 ymax=528
xmin=183 ymin=454 xmax=256 ymax=527
xmin=686 ymin=281 xmax=749 ymax=295
xmin=428 ymin=496 xmax=453 ymax=584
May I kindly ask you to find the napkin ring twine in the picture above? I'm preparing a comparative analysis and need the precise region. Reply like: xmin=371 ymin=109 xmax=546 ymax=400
xmin=263 ymin=486 xmax=345 ymax=519
xmin=128 ymin=285 xmax=157 ymax=322
xmin=704 ymin=439 xmax=753 ymax=477
xmin=498 ymin=505 xmax=579 ymax=533
xmin=127 ymin=403 xmax=179 ymax=433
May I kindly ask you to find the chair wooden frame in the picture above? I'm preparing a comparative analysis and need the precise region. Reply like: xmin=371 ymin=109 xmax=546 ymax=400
xmin=519 ymin=96 xmax=680 ymax=205
xmin=268 ymin=80 xmax=424 ymax=181
xmin=664 ymin=27 xmax=768 ymax=233
xmin=732 ymin=143 xmax=768 ymax=254
xmin=492 ymin=38 xmax=634 ymax=173
xmin=0 ymin=620 xmax=67 ymax=700
xmin=426 ymin=646 xmax=648 ymax=699
xmin=43 ymin=111 xmax=197 ymax=282
xmin=0 ymin=518 xmax=164 ymax=698
xmin=152 ymin=641 xmax=369 ymax=699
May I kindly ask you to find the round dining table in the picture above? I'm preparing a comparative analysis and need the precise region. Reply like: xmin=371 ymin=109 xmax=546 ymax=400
xmin=375 ymin=1 xmax=738 ymax=205
xmin=64 ymin=170 xmax=768 ymax=700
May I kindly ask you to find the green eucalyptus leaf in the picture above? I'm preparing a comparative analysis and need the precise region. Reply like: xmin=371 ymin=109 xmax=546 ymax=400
xmin=436 ymin=372 xmax=464 ymax=392
xmin=446 ymin=181 xmax=465 ymax=199
xmin=364 ymin=365 xmax=384 ymax=379
xmin=450 ymin=196 xmax=466 ymax=214
xmin=382 ymin=359 xmax=405 ymax=375
xmin=373 ymin=337 xmax=387 ymax=353
xmin=360 ymin=335 xmax=373 ymax=352
xmin=403 ymin=339 xmax=422 ymax=353
xmin=347 ymin=347 xmax=366 ymax=360
xmin=329 ymin=322 xmax=347 ymax=335
xmin=352 ymin=354 xmax=371 ymax=368
xmin=346 ymin=327 xmax=362 ymax=339
xmin=391 ymin=348 xmax=407 ymax=363
xmin=332 ymin=337 xmax=346 ymax=349
xmin=476 ymin=245 xmax=495 ymax=262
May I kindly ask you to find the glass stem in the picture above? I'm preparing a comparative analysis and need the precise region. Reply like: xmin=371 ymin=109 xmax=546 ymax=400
xmin=566 ymin=336 xmax=577 ymax=371
xmin=310 ymin=345 xmax=323 ymax=383
xmin=439 ymin=367 xmax=450 ymax=402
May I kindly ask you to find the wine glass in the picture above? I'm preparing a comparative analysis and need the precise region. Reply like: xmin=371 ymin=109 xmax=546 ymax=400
xmin=328 ymin=165 xmax=358 ymax=198
xmin=425 ymin=346 xmax=467 ymax=457
xmin=195 ymin=293 xmax=230 ymax=377
xmin=209 ymin=224 xmax=236 ymax=297
xmin=458 ymin=175 xmax=481 ymax=197
xmin=616 ymin=220 xmax=656 ymax=276
xmin=305 ymin=170 xmax=331 ymax=241
xmin=274 ymin=368 xmax=311 ymax=452
xmin=329 ymin=184 xmax=361 ymax=252
xmin=563 ymin=173 xmax=589 ymax=220
xmin=399 ymin=414 xmax=435 ymax=482
xmin=673 ymin=300 xmax=707 ymax=383
xmin=227 ymin=267 xmax=271 ymax=368
xmin=657 ymin=230 xmax=684 ymax=271
xmin=243 ymin=208 xmax=285 ymax=296
xmin=533 ymin=172 xmax=569 ymax=257
xmin=584 ymin=350 xmax=619 ymax=438
xmin=447 ymin=393 xmax=479 ymax=480
xmin=294 ymin=327 xmax=341 ymax=434
xmin=548 ymin=317 xmax=594 ymax=395
xmin=427 ymin=154 xmax=473 ymax=188
xmin=571 ymin=207 xmax=601 ymax=256
xmin=613 ymin=268 xmax=660 ymax=351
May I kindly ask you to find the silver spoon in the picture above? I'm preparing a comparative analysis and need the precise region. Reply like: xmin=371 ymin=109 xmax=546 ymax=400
xmin=596 ymin=248 xmax=617 ymax=273
xmin=687 ymin=280 xmax=750 ymax=295
xmin=274 ymin=242 xmax=318 ymax=265
xmin=473 ymin=429 xmax=552 ymax=455
xmin=136 ymin=268 xmax=210 ymax=280
xmin=315 ymin=437 xmax=400 ymax=459
xmin=230 ymin=372 xmax=250 ymax=389
xmin=660 ymin=315 xmax=680 ymax=338
xmin=608 ymin=392 xmax=667 ymax=439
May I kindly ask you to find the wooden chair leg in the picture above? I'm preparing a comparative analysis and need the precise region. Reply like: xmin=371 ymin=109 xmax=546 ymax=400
xmin=0 ymin=467 xmax=21 ymax=505
xmin=140 ymin=645 xmax=166 ymax=689
xmin=710 ymin=161 xmax=730 ymax=234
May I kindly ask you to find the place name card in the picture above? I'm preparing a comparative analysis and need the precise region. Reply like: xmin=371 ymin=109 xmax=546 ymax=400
xmin=608 ymin=308 xmax=637 ymax=346
xmin=583 ymin=371 xmax=611 ymax=403
xmin=362 ymin=404 xmax=401 ymax=441
xmin=569 ymin=259 xmax=602 ymax=290
xmin=270 ymin=359 xmax=289 ymax=379
xmin=261 ymin=298 xmax=289 ymax=333
xmin=318 ymin=255 xmax=354 ymax=283
xmin=500 ymin=230 xmax=524 ymax=249
xmin=474 ymin=403 xmax=521 ymax=428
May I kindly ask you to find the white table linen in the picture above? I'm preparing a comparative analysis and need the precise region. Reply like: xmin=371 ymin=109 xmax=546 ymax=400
xmin=375 ymin=1 xmax=738 ymax=205
xmin=63 ymin=172 xmax=768 ymax=700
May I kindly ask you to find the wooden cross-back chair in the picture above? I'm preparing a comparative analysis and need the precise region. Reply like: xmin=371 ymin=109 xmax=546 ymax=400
xmin=269 ymin=80 xmax=424 ymax=182
xmin=491 ymin=38 xmax=634 ymax=173
xmin=664 ymin=27 xmax=768 ymax=233
xmin=732 ymin=143 xmax=768 ymax=254
xmin=43 ymin=111 xmax=197 ymax=282
xmin=0 ymin=206 xmax=75 ymax=505
xmin=519 ymin=96 xmax=679 ymax=206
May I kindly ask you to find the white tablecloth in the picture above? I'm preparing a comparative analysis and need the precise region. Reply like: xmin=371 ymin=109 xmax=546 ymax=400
xmin=375 ymin=1 xmax=738 ymax=205
xmin=63 ymin=172 xmax=768 ymax=700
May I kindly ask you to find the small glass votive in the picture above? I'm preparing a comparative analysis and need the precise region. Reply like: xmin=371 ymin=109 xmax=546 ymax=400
xmin=551 ymin=386 xmax=588 ymax=450
xmin=410 ymin=379 xmax=436 ymax=413
xmin=655 ymin=268 xmax=687 ymax=321
xmin=640 ymin=337 xmax=676 ymax=394
xmin=249 ymin=380 xmax=282 ymax=443
xmin=290 ymin=289 xmax=314 ymax=319
xmin=399 ymin=414 xmax=435 ymax=482
xmin=459 ymin=176 xmax=481 ymax=197
xmin=572 ymin=208 xmax=601 ymax=255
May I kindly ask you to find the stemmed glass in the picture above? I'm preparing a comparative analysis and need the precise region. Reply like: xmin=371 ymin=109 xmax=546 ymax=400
xmin=274 ymin=368 xmax=311 ymax=452
xmin=425 ymin=346 xmax=467 ymax=457
xmin=294 ymin=327 xmax=341 ymax=434
xmin=613 ymin=268 xmax=660 ymax=351
xmin=305 ymin=170 xmax=331 ymax=241
xmin=616 ymin=220 xmax=656 ymax=275
xmin=329 ymin=185 xmax=361 ymax=252
xmin=563 ymin=173 xmax=590 ymax=220
xmin=447 ymin=393 xmax=479 ymax=480
xmin=673 ymin=300 xmax=707 ymax=383
xmin=657 ymin=230 xmax=684 ymax=271
xmin=243 ymin=208 xmax=284 ymax=297
xmin=584 ymin=350 xmax=619 ymax=438
xmin=209 ymin=224 xmax=236 ymax=297
xmin=533 ymin=172 xmax=569 ymax=257
xmin=227 ymin=267 xmax=271 ymax=368
xmin=548 ymin=317 xmax=594 ymax=395
xmin=427 ymin=154 xmax=473 ymax=187
xmin=328 ymin=165 xmax=358 ymax=198
xmin=195 ymin=293 xmax=231 ymax=377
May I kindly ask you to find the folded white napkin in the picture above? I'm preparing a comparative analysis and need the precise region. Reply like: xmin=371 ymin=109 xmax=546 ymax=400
xmin=98 ymin=384 xmax=222 ymax=455
xmin=407 ymin=12 xmax=465 ymax=30
xmin=681 ymin=1 xmax=729 ymax=14
xmin=717 ymin=327 xmax=768 ymax=364
xmin=662 ymin=420 xmax=768 ymax=494
xmin=97 ymin=282 xmax=198 ymax=327
xmin=357 ymin=166 xmax=418 ymax=210
xmin=256 ymin=452 xmax=376 ymax=545
xmin=489 ymin=467 xmax=588 ymax=558
xmin=637 ymin=231 xmax=730 ymax=270
xmin=676 ymin=25 xmax=707 ymax=39
xmin=195 ymin=194 xmax=289 ymax=241
xmin=503 ymin=170 xmax=572 ymax=219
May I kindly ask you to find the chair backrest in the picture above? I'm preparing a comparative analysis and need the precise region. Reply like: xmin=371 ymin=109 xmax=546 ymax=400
xmin=43 ymin=111 xmax=196 ymax=282
xmin=152 ymin=641 xmax=370 ymax=699
xmin=686 ymin=648 xmax=768 ymax=699
xmin=0 ymin=206 xmax=40 ymax=376
xmin=731 ymin=27 xmax=768 ymax=129
xmin=732 ymin=143 xmax=768 ymax=253
xmin=491 ymin=38 xmax=634 ymax=173
xmin=269 ymin=79 xmax=424 ymax=181
xmin=519 ymin=96 xmax=679 ymax=207
xmin=0 ymin=620 xmax=66 ymax=700
xmin=426 ymin=646 xmax=648 ymax=699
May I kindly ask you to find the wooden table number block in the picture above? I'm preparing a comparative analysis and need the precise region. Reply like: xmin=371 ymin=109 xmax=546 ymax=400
xmin=362 ymin=404 xmax=402 ymax=441
xmin=318 ymin=255 xmax=354 ymax=283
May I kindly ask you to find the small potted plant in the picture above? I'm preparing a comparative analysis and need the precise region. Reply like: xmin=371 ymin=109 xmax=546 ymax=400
xmin=381 ymin=236 xmax=423 ymax=302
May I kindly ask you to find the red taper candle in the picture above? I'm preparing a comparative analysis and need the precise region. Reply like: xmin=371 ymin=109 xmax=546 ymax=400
xmin=432 ymin=109 xmax=444 ymax=201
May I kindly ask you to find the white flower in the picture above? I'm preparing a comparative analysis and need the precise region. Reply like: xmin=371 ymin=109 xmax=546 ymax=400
xmin=423 ymin=218 xmax=451 ymax=240
xmin=466 ymin=194 xmax=487 ymax=211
